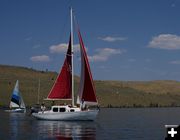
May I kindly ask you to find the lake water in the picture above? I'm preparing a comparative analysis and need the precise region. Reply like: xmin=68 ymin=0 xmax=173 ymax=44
xmin=0 ymin=108 xmax=180 ymax=140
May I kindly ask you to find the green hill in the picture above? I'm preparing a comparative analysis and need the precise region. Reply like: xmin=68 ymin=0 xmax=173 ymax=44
xmin=1 ymin=64 xmax=180 ymax=108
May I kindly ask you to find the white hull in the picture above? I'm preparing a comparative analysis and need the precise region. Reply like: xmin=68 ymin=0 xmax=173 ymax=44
xmin=32 ymin=109 xmax=98 ymax=121
xmin=5 ymin=108 xmax=26 ymax=113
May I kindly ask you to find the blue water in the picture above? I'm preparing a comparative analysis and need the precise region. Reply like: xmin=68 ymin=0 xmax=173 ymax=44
xmin=0 ymin=108 xmax=180 ymax=140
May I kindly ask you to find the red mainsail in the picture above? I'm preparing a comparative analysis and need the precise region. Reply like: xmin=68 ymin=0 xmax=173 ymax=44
xmin=77 ymin=29 xmax=98 ymax=105
xmin=47 ymin=37 xmax=72 ymax=100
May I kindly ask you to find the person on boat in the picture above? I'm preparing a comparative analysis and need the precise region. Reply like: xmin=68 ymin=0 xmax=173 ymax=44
xmin=41 ymin=103 xmax=46 ymax=113
xmin=30 ymin=104 xmax=40 ymax=115
xmin=97 ymin=105 xmax=100 ymax=110
xmin=68 ymin=104 xmax=72 ymax=107
xmin=80 ymin=99 xmax=87 ymax=111
xmin=30 ymin=106 xmax=35 ymax=115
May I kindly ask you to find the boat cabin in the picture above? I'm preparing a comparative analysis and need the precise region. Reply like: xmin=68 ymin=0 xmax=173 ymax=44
xmin=51 ymin=105 xmax=81 ymax=113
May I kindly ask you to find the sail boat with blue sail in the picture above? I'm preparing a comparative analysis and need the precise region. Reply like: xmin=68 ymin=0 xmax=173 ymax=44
xmin=5 ymin=80 xmax=26 ymax=113
xmin=32 ymin=8 xmax=99 ymax=121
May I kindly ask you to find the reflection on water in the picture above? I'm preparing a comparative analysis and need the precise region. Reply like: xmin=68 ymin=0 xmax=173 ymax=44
xmin=8 ymin=113 xmax=27 ymax=140
xmin=1 ymin=110 xmax=96 ymax=140
xmin=4 ymin=108 xmax=180 ymax=140
xmin=9 ymin=113 xmax=18 ymax=139
xmin=35 ymin=121 xmax=96 ymax=139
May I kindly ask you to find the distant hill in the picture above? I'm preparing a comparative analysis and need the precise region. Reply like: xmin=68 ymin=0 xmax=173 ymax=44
xmin=1 ymin=64 xmax=180 ymax=108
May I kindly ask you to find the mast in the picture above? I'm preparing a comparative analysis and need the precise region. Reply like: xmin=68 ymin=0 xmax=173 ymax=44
xmin=70 ymin=7 xmax=75 ymax=107
xmin=37 ymin=79 xmax=40 ymax=104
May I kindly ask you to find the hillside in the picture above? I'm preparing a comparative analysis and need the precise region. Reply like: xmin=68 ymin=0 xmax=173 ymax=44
xmin=1 ymin=64 xmax=180 ymax=108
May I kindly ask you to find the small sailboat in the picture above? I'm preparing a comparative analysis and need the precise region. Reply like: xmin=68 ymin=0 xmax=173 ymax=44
xmin=32 ymin=8 xmax=99 ymax=121
xmin=5 ymin=80 xmax=26 ymax=113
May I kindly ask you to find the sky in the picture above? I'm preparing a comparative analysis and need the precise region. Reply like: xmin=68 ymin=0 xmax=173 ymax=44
xmin=1 ymin=0 xmax=180 ymax=81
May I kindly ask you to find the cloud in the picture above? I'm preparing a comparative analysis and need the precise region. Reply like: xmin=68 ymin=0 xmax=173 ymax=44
xmin=148 ymin=34 xmax=180 ymax=50
xmin=170 ymin=60 xmax=180 ymax=65
xmin=88 ymin=48 xmax=125 ymax=62
xmin=49 ymin=43 xmax=124 ymax=62
xmin=49 ymin=43 xmax=80 ymax=53
xmin=30 ymin=55 xmax=50 ymax=62
xmin=98 ymin=36 xmax=127 ymax=42
xmin=171 ymin=3 xmax=176 ymax=7
xmin=25 ymin=37 xmax=32 ymax=41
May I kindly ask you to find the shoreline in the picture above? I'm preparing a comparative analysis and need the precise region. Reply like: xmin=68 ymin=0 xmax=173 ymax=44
xmin=1 ymin=105 xmax=180 ymax=110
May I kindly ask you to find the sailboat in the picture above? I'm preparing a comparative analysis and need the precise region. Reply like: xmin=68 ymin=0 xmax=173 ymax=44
xmin=5 ymin=80 xmax=26 ymax=113
xmin=32 ymin=8 xmax=99 ymax=121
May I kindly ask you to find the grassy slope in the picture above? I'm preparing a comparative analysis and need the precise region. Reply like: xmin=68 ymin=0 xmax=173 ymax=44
xmin=1 ymin=65 xmax=180 ymax=107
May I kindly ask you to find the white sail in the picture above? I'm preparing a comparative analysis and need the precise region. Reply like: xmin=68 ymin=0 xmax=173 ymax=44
xmin=7 ymin=80 xmax=26 ymax=113
xmin=9 ymin=80 xmax=20 ymax=108
xmin=10 ymin=102 xmax=19 ymax=108
xmin=19 ymin=92 xmax=26 ymax=109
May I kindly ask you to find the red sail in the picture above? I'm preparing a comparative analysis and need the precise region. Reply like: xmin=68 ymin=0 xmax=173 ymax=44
xmin=47 ymin=37 xmax=72 ymax=100
xmin=77 ymin=30 xmax=98 ymax=105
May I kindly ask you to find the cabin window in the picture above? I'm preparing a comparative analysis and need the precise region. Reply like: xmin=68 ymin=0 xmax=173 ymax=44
xmin=53 ymin=107 xmax=58 ymax=112
xmin=59 ymin=108 xmax=66 ymax=112
xmin=70 ymin=109 xmax=75 ymax=112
